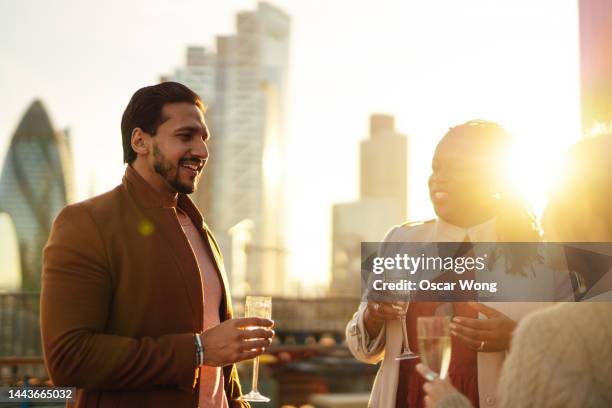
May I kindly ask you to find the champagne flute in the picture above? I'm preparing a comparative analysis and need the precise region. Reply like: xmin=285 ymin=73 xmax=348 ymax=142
xmin=417 ymin=316 xmax=452 ymax=379
xmin=383 ymin=261 xmax=419 ymax=361
xmin=394 ymin=301 xmax=419 ymax=360
xmin=238 ymin=296 xmax=272 ymax=403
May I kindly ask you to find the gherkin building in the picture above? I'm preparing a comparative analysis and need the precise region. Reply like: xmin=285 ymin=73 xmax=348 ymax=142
xmin=0 ymin=100 xmax=73 ymax=290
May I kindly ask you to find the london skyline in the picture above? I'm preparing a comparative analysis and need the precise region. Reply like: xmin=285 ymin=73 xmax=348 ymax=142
xmin=0 ymin=0 xmax=582 ymax=292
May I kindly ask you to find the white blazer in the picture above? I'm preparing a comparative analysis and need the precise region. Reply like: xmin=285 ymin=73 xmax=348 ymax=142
xmin=346 ymin=218 xmax=571 ymax=408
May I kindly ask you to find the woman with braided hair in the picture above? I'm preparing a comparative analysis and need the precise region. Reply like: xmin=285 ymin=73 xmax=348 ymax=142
xmin=347 ymin=120 xmax=568 ymax=407
xmin=416 ymin=135 xmax=612 ymax=407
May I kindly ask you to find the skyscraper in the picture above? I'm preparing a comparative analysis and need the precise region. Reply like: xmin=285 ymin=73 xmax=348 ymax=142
xmin=579 ymin=0 xmax=612 ymax=133
xmin=330 ymin=114 xmax=409 ymax=295
xmin=161 ymin=46 xmax=217 ymax=108
xmin=161 ymin=46 xmax=219 ymax=228
xmin=0 ymin=100 xmax=73 ymax=290
xmin=360 ymin=114 xmax=408 ymax=219
xmin=0 ymin=212 xmax=22 ymax=291
xmin=163 ymin=2 xmax=290 ymax=295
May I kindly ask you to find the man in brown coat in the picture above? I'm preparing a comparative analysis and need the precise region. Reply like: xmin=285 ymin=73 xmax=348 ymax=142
xmin=40 ymin=82 xmax=274 ymax=407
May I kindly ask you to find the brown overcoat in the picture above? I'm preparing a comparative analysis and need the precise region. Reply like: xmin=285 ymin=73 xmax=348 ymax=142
xmin=41 ymin=165 xmax=247 ymax=407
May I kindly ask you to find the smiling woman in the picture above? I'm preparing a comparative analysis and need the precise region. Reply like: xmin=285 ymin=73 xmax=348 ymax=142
xmin=428 ymin=120 xmax=540 ymax=244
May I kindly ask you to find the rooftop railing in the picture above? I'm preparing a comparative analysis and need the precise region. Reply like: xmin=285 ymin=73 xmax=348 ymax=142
xmin=0 ymin=292 xmax=362 ymax=386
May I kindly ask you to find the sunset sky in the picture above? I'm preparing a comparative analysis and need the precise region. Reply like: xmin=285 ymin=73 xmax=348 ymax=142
xmin=0 ymin=0 xmax=581 ymax=292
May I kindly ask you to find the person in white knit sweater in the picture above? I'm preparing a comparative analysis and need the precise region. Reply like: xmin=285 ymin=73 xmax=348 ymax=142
xmin=417 ymin=135 xmax=612 ymax=407
xmin=417 ymin=302 xmax=612 ymax=408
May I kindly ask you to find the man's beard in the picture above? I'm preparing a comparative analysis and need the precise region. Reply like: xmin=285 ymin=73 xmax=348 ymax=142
xmin=152 ymin=143 xmax=196 ymax=194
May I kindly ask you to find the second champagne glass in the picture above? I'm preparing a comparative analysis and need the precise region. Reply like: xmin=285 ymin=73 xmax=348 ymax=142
xmin=238 ymin=296 xmax=272 ymax=403
xmin=417 ymin=316 xmax=452 ymax=379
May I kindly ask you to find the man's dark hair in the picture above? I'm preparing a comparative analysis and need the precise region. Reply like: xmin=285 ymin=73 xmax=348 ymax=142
xmin=121 ymin=82 xmax=206 ymax=164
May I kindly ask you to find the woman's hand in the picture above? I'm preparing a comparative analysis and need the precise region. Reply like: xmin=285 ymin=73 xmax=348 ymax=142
xmin=366 ymin=301 xmax=406 ymax=321
xmin=450 ymin=302 xmax=516 ymax=352
xmin=416 ymin=364 xmax=462 ymax=408
xmin=363 ymin=301 xmax=406 ymax=338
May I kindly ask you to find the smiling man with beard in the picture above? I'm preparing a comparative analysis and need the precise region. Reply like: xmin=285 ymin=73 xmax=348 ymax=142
xmin=41 ymin=82 xmax=273 ymax=408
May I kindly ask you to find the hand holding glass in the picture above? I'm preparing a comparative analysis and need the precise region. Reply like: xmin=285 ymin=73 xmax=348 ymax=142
xmin=417 ymin=316 xmax=451 ymax=379
xmin=238 ymin=296 xmax=272 ymax=403
xmin=394 ymin=301 xmax=419 ymax=360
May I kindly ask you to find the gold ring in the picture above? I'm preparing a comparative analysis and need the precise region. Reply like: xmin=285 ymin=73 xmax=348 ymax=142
xmin=373 ymin=303 xmax=380 ymax=311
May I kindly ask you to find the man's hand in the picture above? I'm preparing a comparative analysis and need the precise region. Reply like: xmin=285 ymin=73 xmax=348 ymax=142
xmin=450 ymin=302 xmax=516 ymax=352
xmin=199 ymin=317 xmax=274 ymax=367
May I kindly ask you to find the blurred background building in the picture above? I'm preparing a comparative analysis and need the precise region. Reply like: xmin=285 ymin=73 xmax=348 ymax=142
xmin=579 ymin=0 xmax=612 ymax=134
xmin=360 ymin=114 xmax=408 ymax=220
xmin=330 ymin=114 xmax=408 ymax=296
xmin=0 ymin=212 xmax=22 ymax=291
xmin=163 ymin=2 xmax=290 ymax=296
xmin=0 ymin=100 xmax=74 ymax=291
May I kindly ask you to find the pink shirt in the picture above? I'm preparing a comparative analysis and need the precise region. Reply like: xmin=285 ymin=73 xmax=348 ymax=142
xmin=177 ymin=209 xmax=229 ymax=408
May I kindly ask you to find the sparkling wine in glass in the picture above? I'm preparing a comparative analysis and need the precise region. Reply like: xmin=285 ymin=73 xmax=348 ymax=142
xmin=417 ymin=316 xmax=452 ymax=379
xmin=238 ymin=296 xmax=272 ymax=403
xmin=394 ymin=301 xmax=419 ymax=360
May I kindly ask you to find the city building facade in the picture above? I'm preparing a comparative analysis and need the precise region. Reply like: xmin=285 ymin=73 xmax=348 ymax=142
xmin=0 ymin=100 xmax=73 ymax=290
xmin=0 ymin=212 xmax=22 ymax=291
xmin=330 ymin=114 xmax=409 ymax=295
xmin=579 ymin=0 xmax=612 ymax=133
xmin=163 ymin=2 xmax=290 ymax=295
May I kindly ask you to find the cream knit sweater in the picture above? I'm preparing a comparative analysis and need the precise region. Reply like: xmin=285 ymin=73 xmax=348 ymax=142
xmin=438 ymin=303 xmax=612 ymax=408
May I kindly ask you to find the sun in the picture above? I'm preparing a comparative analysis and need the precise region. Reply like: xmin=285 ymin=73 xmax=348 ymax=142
xmin=502 ymin=141 xmax=567 ymax=218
